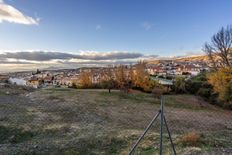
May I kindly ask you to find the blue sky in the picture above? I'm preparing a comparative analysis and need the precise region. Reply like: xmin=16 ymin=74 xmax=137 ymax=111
xmin=0 ymin=0 xmax=232 ymax=72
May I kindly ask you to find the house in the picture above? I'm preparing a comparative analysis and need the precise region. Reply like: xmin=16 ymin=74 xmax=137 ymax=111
xmin=27 ymin=76 xmax=42 ymax=88
xmin=0 ymin=74 xmax=9 ymax=83
xmin=59 ymin=77 xmax=73 ymax=87
xmin=176 ymin=65 xmax=200 ymax=76
xmin=150 ymin=76 xmax=173 ymax=86
xmin=43 ymin=76 xmax=53 ymax=85
xmin=9 ymin=77 xmax=27 ymax=86
xmin=146 ymin=66 xmax=162 ymax=75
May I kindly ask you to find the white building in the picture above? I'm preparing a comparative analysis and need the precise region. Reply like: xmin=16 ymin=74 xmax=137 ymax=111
xmin=9 ymin=78 xmax=27 ymax=86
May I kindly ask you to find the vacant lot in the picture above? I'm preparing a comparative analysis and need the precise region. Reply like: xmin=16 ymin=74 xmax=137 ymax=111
xmin=0 ymin=86 xmax=231 ymax=155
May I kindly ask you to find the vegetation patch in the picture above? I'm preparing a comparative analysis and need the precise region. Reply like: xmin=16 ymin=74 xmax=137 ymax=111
xmin=46 ymin=95 xmax=65 ymax=102
xmin=0 ymin=91 xmax=7 ymax=96
xmin=0 ymin=87 xmax=231 ymax=154
xmin=99 ymin=91 xmax=156 ymax=104
xmin=61 ymin=136 xmax=127 ymax=155
xmin=0 ymin=125 xmax=34 ymax=144
xmin=164 ymin=95 xmax=208 ymax=110
xmin=135 ymin=147 xmax=158 ymax=155
xmin=177 ymin=132 xmax=202 ymax=146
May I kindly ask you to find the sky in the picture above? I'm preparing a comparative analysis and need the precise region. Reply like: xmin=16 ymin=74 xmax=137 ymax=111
xmin=0 ymin=0 xmax=232 ymax=72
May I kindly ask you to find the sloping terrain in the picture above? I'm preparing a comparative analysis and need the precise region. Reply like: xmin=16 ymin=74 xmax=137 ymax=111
xmin=0 ymin=86 xmax=231 ymax=155
xmin=147 ymin=55 xmax=209 ymax=64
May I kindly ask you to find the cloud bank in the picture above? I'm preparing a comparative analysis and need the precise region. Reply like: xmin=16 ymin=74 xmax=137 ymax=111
xmin=0 ymin=51 xmax=146 ymax=61
xmin=0 ymin=0 xmax=38 ymax=25
xmin=0 ymin=51 xmax=159 ymax=73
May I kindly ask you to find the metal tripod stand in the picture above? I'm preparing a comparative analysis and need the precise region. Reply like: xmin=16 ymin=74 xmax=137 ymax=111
xmin=128 ymin=96 xmax=176 ymax=155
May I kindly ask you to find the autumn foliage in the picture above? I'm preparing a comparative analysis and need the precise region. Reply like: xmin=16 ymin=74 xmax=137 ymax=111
xmin=178 ymin=132 xmax=202 ymax=146
xmin=207 ymin=67 xmax=232 ymax=107
xmin=133 ymin=61 xmax=156 ymax=92
xmin=74 ymin=61 xmax=158 ymax=93
xmin=79 ymin=71 xmax=92 ymax=88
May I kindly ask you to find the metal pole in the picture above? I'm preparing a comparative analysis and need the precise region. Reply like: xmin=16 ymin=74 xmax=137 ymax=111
xmin=160 ymin=96 xmax=164 ymax=155
xmin=128 ymin=110 xmax=161 ymax=155
xmin=164 ymin=115 xmax=176 ymax=155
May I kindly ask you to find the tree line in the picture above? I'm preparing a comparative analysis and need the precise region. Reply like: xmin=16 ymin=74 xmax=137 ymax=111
xmin=73 ymin=61 xmax=159 ymax=93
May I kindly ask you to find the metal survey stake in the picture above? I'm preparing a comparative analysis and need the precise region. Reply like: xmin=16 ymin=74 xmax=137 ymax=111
xmin=128 ymin=96 xmax=176 ymax=155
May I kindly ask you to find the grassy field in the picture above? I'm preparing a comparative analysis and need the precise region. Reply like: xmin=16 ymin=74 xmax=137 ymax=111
xmin=0 ymin=86 xmax=231 ymax=155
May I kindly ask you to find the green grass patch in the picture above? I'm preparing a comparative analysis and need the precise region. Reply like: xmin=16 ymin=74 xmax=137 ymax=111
xmin=135 ymin=147 xmax=158 ymax=155
xmin=61 ymin=136 xmax=127 ymax=155
xmin=42 ymin=87 xmax=72 ymax=92
xmin=202 ymin=130 xmax=232 ymax=148
xmin=165 ymin=95 xmax=196 ymax=109
xmin=99 ymin=91 xmax=156 ymax=104
xmin=0 ymin=91 xmax=7 ymax=96
xmin=0 ymin=125 xmax=34 ymax=144
xmin=164 ymin=95 xmax=212 ymax=111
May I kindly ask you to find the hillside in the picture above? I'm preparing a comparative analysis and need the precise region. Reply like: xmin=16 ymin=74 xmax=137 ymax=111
xmin=148 ymin=55 xmax=209 ymax=64
xmin=175 ymin=55 xmax=209 ymax=62
xmin=0 ymin=86 xmax=231 ymax=154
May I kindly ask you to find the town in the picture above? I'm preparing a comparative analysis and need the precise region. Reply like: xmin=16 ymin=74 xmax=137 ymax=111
xmin=0 ymin=56 xmax=210 ymax=89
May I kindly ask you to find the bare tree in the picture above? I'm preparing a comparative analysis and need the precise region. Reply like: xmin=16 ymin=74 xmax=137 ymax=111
xmin=203 ymin=25 xmax=232 ymax=69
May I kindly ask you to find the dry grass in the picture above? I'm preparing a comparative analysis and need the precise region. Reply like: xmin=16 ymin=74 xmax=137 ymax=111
xmin=0 ymin=87 xmax=231 ymax=155
xmin=178 ymin=132 xmax=202 ymax=146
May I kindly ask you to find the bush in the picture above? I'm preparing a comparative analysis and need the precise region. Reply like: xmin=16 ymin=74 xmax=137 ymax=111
xmin=178 ymin=132 xmax=202 ymax=146
xmin=152 ymin=84 xmax=166 ymax=98
xmin=197 ymin=88 xmax=212 ymax=98
xmin=223 ymin=85 xmax=232 ymax=102
xmin=186 ymin=80 xmax=202 ymax=94
xmin=174 ymin=76 xmax=186 ymax=93
xmin=100 ymin=79 xmax=118 ymax=93
xmin=207 ymin=67 xmax=232 ymax=108
xmin=192 ymin=72 xmax=207 ymax=81
xmin=208 ymin=92 xmax=218 ymax=104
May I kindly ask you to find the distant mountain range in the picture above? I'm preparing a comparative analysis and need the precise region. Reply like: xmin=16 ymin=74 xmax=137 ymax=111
xmin=175 ymin=55 xmax=209 ymax=62
xmin=148 ymin=55 xmax=209 ymax=64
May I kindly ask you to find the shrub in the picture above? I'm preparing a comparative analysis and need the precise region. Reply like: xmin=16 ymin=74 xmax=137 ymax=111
xmin=207 ymin=67 xmax=232 ymax=107
xmin=101 ymin=79 xmax=118 ymax=93
xmin=192 ymin=72 xmax=207 ymax=82
xmin=186 ymin=80 xmax=202 ymax=94
xmin=178 ymin=132 xmax=202 ymax=146
xmin=174 ymin=76 xmax=186 ymax=93
xmin=152 ymin=84 xmax=166 ymax=98
xmin=197 ymin=88 xmax=212 ymax=98
xmin=71 ymin=82 xmax=78 ymax=88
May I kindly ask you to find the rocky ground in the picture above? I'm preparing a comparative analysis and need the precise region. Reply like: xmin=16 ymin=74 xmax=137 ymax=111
xmin=0 ymin=85 xmax=231 ymax=155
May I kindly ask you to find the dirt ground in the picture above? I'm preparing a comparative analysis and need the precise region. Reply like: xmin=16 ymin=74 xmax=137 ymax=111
xmin=0 ymin=86 xmax=231 ymax=155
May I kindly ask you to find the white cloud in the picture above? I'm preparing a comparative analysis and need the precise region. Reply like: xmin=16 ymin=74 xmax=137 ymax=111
xmin=142 ymin=22 xmax=153 ymax=31
xmin=0 ymin=0 xmax=39 ymax=25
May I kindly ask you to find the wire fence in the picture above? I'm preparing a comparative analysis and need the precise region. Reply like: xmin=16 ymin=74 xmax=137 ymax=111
xmin=130 ymin=96 xmax=232 ymax=155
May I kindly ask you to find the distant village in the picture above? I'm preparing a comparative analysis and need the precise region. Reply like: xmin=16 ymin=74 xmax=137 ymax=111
xmin=0 ymin=59 xmax=210 ymax=88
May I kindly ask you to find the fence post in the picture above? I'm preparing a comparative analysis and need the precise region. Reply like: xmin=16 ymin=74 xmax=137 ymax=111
xmin=160 ymin=96 xmax=164 ymax=155
xmin=128 ymin=111 xmax=161 ymax=155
